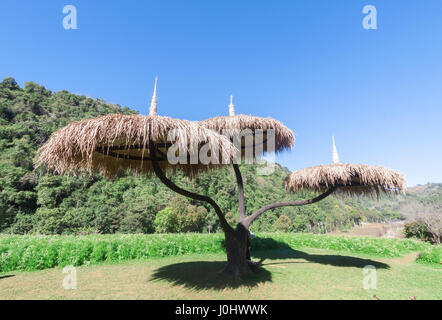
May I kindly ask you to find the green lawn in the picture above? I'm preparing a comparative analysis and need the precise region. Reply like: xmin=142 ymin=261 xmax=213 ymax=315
xmin=1 ymin=247 xmax=440 ymax=300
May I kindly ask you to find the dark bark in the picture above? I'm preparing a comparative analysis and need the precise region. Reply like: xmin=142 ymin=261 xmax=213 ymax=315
xmin=149 ymin=143 xmax=233 ymax=234
xmin=242 ymin=188 xmax=336 ymax=229
xmin=221 ymin=223 xmax=249 ymax=279
xmin=233 ymin=164 xmax=246 ymax=221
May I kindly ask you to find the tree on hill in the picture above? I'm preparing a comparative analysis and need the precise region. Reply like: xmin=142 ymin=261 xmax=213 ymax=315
xmin=36 ymin=79 xmax=406 ymax=279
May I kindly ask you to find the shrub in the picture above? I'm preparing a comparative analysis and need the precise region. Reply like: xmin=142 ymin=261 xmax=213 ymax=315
xmin=404 ymin=220 xmax=441 ymax=245
xmin=416 ymin=246 xmax=441 ymax=265
xmin=274 ymin=215 xmax=292 ymax=232
xmin=154 ymin=208 xmax=177 ymax=233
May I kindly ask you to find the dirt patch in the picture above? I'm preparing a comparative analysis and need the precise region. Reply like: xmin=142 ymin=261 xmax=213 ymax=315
xmin=333 ymin=222 xmax=405 ymax=238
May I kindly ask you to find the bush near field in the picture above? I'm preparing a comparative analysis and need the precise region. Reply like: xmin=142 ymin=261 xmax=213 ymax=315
xmin=0 ymin=233 xmax=438 ymax=273
xmin=416 ymin=246 xmax=441 ymax=265
xmin=404 ymin=220 xmax=441 ymax=245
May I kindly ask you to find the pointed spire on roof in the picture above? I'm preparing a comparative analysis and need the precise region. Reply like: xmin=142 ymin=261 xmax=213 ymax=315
xmin=149 ymin=77 xmax=158 ymax=116
xmin=228 ymin=95 xmax=235 ymax=116
xmin=332 ymin=136 xmax=340 ymax=164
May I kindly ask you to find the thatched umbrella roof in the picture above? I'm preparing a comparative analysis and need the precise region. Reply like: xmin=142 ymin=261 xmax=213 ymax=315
xmin=199 ymin=96 xmax=294 ymax=157
xmin=284 ymin=138 xmax=406 ymax=196
xmin=37 ymin=79 xmax=236 ymax=177
xmin=284 ymin=163 xmax=406 ymax=196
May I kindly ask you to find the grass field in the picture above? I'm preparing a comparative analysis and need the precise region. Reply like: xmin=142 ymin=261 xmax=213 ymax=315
xmin=1 ymin=233 xmax=439 ymax=273
xmin=1 ymin=247 xmax=440 ymax=300
xmin=1 ymin=233 xmax=440 ymax=300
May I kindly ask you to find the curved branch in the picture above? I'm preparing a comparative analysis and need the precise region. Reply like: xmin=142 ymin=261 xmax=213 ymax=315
xmin=242 ymin=188 xmax=336 ymax=229
xmin=149 ymin=143 xmax=234 ymax=234
xmin=233 ymin=164 xmax=246 ymax=221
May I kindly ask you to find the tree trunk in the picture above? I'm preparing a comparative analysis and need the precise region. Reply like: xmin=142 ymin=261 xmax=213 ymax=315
xmin=150 ymin=145 xmax=336 ymax=281
xmin=220 ymin=223 xmax=249 ymax=279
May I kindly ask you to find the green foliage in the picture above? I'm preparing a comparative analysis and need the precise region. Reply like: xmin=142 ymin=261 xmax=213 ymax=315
xmin=255 ymin=233 xmax=430 ymax=258
xmin=0 ymin=233 xmax=226 ymax=272
xmin=34 ymin=207 xmax=67 ymax=234
xmin=154 ymin=208 xmax=176 ymax=233
xmin=225 ymin=212 xmax=237 ymax=228
xmin=404 ymin=220 xmax=441 ymax=245
xmin=0 ymin=233 xmax=437 ymax=272
xmin=154 ymin=197 xmax=208 ymax=233
xmin=416 ymin=246 xmax=441 ymax=265
xmin=274 ymin=215 xmax=292 ymax=232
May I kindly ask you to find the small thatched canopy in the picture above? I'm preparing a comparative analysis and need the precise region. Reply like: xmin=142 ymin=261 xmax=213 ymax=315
xmin=37 ymin=114 xmax=237 ymax=177
xmin=284 ymin=163 xmax=406 ymax=197
xmin=199 ymin=96 xmax=294 ymax=157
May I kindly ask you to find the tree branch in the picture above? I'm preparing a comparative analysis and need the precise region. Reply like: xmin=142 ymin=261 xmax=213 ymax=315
xmin=233 ymin=164 xmax=246 ymax=222
xmin=149 ymin=142 xmax=234 ymax=234
xmin=242 ymin=188 xmax=336 ymax=229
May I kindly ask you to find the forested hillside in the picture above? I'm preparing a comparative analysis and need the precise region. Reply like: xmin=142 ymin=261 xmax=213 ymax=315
xmin=0 ymin=78 xmax=405 ymax=235
xmin=356 ymin=183 xmax=442 ymax=219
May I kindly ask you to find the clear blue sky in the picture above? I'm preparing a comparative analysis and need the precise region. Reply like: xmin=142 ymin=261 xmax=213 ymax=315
xmin=1 ymin=0 xmax=441 ymax=187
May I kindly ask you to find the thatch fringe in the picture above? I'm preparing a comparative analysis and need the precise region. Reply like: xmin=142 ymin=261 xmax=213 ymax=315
xmin=37 ymin=114 xmax=237 ymax=177
xmin=284 ymin=163 xmax=406 ymax=197
xmin=199 ymin=114 xmax=295 ymax=154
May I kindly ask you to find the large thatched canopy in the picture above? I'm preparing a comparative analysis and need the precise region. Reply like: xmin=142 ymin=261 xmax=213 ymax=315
xmin=37 ymin=114 xmax=236 ymax=177
xmin=199 ymin=96 xmax=294 ymax=157
xmin=37 ymin=80 xmax=237 ymax=177
xmin=284 ymin=163 xmax=406 ymax=197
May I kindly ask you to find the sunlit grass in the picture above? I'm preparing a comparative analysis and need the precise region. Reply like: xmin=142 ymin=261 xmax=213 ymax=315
xmin=1 ymin=249 xmax=440 ymax=300
xmin=0 ymin=233 xmax=438 ymax=273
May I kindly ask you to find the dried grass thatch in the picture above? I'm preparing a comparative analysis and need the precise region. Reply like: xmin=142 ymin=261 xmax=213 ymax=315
xmin=284 ymin=163 xmax=406 ymax=197
xmin=37 ymin=114 xmax=237 ymax=177
xmin=199 ymin=114 xmax=295 ymax=155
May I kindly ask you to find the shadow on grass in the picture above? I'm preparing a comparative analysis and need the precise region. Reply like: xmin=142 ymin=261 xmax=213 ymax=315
xmin=251 ymin=238 xmax=390 ymax=269
xmin=253 ymin=249 xmax=390 ymax=269
xmin=151 ymin=238 xmax=390 ymax=290
xmin=151 ymin=261 xmax=272 ymax=290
